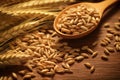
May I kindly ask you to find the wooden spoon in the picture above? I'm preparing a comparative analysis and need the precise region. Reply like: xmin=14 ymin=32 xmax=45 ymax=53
xmin=54 ymin=0 xmax=118 ymax=39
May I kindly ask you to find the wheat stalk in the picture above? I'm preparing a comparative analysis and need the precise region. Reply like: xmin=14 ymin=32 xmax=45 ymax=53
xmin=0 ymin=15 xmax=54 ymax=46
xmin=0 ymin=49 xmax=30 ymax=67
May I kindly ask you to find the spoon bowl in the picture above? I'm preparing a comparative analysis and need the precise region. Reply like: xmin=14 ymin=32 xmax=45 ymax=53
xmin=54 ymin=0 xmax=117 ymax=39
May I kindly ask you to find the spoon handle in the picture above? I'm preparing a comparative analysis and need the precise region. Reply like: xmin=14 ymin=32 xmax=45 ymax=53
xmin=95 ymin=0 xmax=118 ymax=16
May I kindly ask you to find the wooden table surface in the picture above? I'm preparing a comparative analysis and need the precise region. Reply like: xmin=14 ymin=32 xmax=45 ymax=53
xmin=0 ymin=2 xmax=120 ymax=80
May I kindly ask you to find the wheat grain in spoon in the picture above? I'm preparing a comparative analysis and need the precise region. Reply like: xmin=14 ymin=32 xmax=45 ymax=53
xmin=54 ymin=0 xmax=118 ymax=39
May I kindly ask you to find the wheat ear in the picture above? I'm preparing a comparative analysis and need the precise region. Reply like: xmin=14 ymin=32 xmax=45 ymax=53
xmin=0 ymin=15 xmax=54 ymax=46
xmin=0 ymin=16 xmax=25 ymax=31
xmin=0 ymin=50 xmax=30 ymax=67
xmin=9 ymin=0 xmax=75 ymax=9
xmin=0 ymin=8 xmax=58 ymax=17
xmin=0 ymin=0 xmax=31 ymax=6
